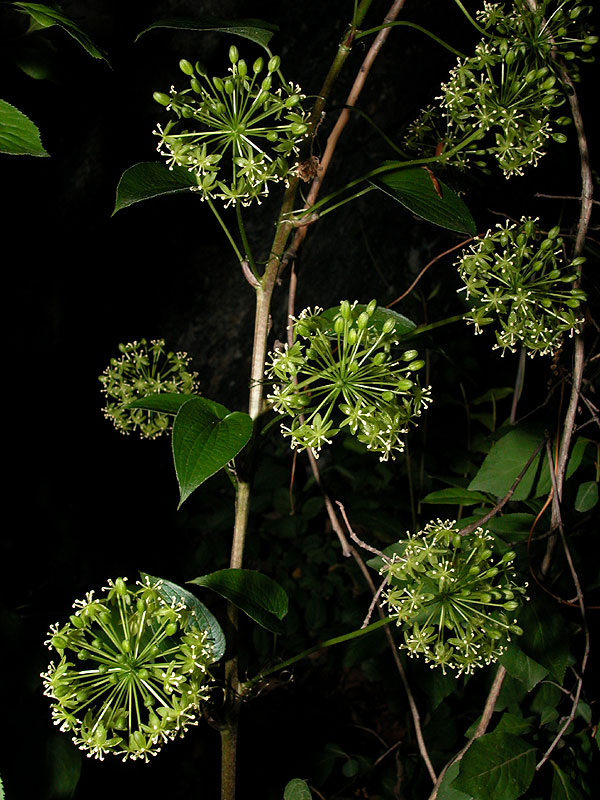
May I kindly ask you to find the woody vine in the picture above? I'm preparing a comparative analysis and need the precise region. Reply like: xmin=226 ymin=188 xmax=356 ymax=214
xmin=4 ymin=0 xmax=595 ymax=798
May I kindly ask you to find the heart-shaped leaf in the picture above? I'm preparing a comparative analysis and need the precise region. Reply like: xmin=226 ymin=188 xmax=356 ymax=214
xmin=189 ymin=569 xmax=288 ymax=633
xmin=0 ymin=98 xmax=48 ymax=156
xmin=173 ymin=397 xmax=252 ymax=507
xmin=371 ymin=164 xmax=476 ymax=235
xmin=142 ymin=572 xmax=226 ymax=661
xmin=113 ymin=162 xmax=198 ymax=214
xmin=316 ymin=304 xmax=416 ymax=340
xmin=136 ymin=17 xmax=278 ymax=51
xmin=127 ymin=392 xmax=210 ymax=416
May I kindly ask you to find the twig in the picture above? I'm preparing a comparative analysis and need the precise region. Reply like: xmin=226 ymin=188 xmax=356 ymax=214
xmin=386 ymin=237 xmax=473 ymax=308
xmin=457 ymin=437 xmax=546 ymax=537
xmin=284 ymin=0 xmax=408 ymax=269
xmin=336 ymin=500 xmax=387 ymax=559
xmin=428 ymin=665 xmax=506 ymax=799
xmin=534 ymin=192 xmax=600 ymax=206
xmin=535 ymin=443 xmax=590 ymax=771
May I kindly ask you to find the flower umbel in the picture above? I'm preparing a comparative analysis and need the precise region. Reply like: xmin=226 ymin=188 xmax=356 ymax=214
xmin=404 ymin=1 xmax=597 ymax=177
xmin=99 ymin=338 xmax=198 ymax=438
xmin=381 ymin=519 xmax=528 ymax=675
xmin=42 ymin=576 xmax=214 ymax=762
xmin=266 ymin=300 xmax=431 ymax=461
xmin=457 ymin=217 xmax=586 ymax=356
xmin=153 ymin=47 xmax=309 ymax=206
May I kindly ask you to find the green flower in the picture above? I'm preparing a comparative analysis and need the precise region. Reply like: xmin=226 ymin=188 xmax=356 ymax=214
xmin=41 ymin=576 xmax=214 ymax=762
xmin=381 ymin=519 xmax=527 ymax=675
xmin=153 ymin=47 xmax=309 ymax=206
xmin=99 ymin=338 xmax=198 ymax=439
xmin=404 ymin=1 xmax=596 ymax=177
xmin=266 ymin=300 xmax=431 ymax=461
xmin=457 ymin=217 xmax=585 ymax=356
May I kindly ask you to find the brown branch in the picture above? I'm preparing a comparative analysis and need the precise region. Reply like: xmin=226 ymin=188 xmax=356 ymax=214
xmin=535 ymin=443 xmax=590 ymax=771
xmin=457 ymin=436 xmax=547 ymax=537
xmin=284 ymin=0 xmax=408 ymax=269
xmin=428 ymin=665 xmax=506 ymax=799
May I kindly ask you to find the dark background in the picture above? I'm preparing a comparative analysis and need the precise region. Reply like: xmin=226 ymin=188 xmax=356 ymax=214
xmin=2 ymin=1 xmax=598 ymax=798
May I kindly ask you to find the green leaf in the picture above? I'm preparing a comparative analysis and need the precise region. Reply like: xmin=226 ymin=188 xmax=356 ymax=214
xmin=45 ymin=735 xmax=82 ymax=799
xmin=453 ymin=732 xmax=536 ymax=800
xmin=487 ymin=513 xmax=536 ymax=538
xmin=0 ymin=98 xmax=48 ymax=156
xmin=172 ymin=397 xmax=252 ymax=507
xmin=516 ymin=591 xmax=570 ymax=683
xmin=471 ymin=387 xmax=514 ymax=406
xmin=0 ymin=772 xmax=4 ymax=800
xmin=189 ymin=569 xmax=288 ymax=634
xmin=127 ymin=392 xmax=209 ymax=415
xmin=284 ymin=779 xmax=312 ymax=800
xmin=12 ymin=3 xmax=109 ymax=61
xmin=113 ymin=162 xmax=199 ymax=214
xmin=436 ymin=762 xmax=475 ymax=800
xmin=421 ymin=487 xmax=491 ymax=506
xmin=371 ymin=164 xmax=476 ymax=235
xmin=574 ymin=481 xmax=598 ymax=512
xmin=468 ymin=426 xmax=547 ymax=500
xmin=316 ymin=304 xmax=416 ymax=340
xmin=551 ymin=762 xmax=583 ymax=800
xmin=142 ymin=573 xmax=226 ymax=661
xmin=136 ymin=17 xmax=278 ymax=51
xmin=499 ymin=642 xmax=548 ymax=691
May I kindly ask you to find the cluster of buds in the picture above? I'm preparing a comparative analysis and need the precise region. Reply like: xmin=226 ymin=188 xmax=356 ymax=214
xmin=404 ymin=0 xmax=597 ymax=177
xmin=153 ymin=46 xmax=309 ymax=206
xmin=381 ymin=519 xmax=528 ymax=675
xmin=41 ymin=577 xmax=214 ymax=761
xmin=99 ymin=339 xmax=198 ymax=439
xmin=456 ymin=217 xmax=585 ymax=356
xmin=266 ymin=301 xmax=431 ymax=461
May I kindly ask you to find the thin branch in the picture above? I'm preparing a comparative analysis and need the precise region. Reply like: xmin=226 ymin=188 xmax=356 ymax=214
xmin=535 ymin=443 xmax=590 ymax=771
xmin=428 ymin=665 xmax=506 ymax=799
xmin=457 ymin=437 xmax=546 ymax=536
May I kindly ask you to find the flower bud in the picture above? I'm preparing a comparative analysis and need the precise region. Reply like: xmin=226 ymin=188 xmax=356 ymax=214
xmin=229 ymin=45 xmax=239 ymax=64
xmin=268 ymin=55 xmax=281 ymax=73
xmin=253 ymin=57 xmax=264 ymax=74
xmin=237 ymin=59 xmax=247 ymax=78
xmin=179 ymin=59 xmax=194 ymax=76
xmin=153 ymin=92 xmax=171 ymax=106
xmin=357 ymin=312 xmax=370 ymax=330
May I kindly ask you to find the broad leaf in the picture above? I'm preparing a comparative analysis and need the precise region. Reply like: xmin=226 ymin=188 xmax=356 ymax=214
xmin=551 ymin=762 xmax=583 ymax=800
xmin=436 ymin=762 xmax=475 ymax=800
xmin=574 ymin=480 xmax=598 ymax=512
xmin=316 ymin=304 xmax=416 ymax=340
xmin=113 ymin=162 xmax=199 ymax=214
xmin=0 ymin=98 xmax=48 ymax=156
xmin=136 ymin=17 xmax=278 ymax=51
xmin=499 ymin=642 xmax=548 ymax=692
xmin=172 ymin=397 xmax=252 ymax=507
xmin=421 ymin=487 xmax=491 ymax=506
xmin=284 ymin=778 xmax=313 ymax=800
xmin=516 ymin=591 xmax=570 ymax=683
xmin=189 ymin=569 xmax=288 ymax=633
xmin=12 ymin=3 xmax=108 ymax=61
xmin=468 ymin=426 xmax=547 ymax=500
xmin=127 ymin=392 xmax=208 ymax=416
xmin=453 ymin=732 xmax=536 ymax=800
xmin=143 ymin=573 xmax=226 ymax=661
xmin=371 ymin=164 xmax=476 ymax=235
xmin=45 ymin=735 xmax=81 ymax=799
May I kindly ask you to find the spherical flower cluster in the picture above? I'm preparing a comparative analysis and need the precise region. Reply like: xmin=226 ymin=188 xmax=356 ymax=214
xmin=404 ymin=1 xmax=597 ymax=177
xmin=381 ymin=520 xmax=527 ymax=675
xmin=41 ymin=576 xmax=215 ymax=762
xmin=99 ymin=339 xmax=198 ymax=439
xmin=266 ymin=300 xmax=432 ymax=461
xmin=153 ymin=46 xmax=309 ymax=206
xmin=456 ymin=217 xmax=586 ymax=356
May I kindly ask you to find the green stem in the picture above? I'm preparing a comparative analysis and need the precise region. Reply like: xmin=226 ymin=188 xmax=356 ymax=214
xmin=235 ymin=204 xmax=258 ymax=280
xmin=356 ymin=21 xmax=468 ymax=58
xmin=451 ymin=0 xmax=493 ymax=37
xmin=406 ymin=313 xmax=465 ymax=337
xmin=317 ymin=185 xmax=377 ymax=218
xmin=207 ymin=197 xmax=243 ymax=262
xmin=242 ymin=617 xmax=393 ymax=691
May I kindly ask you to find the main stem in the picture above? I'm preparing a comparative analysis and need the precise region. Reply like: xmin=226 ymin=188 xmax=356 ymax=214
xmin=218 ymin=3 xmax=377 ymax=794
